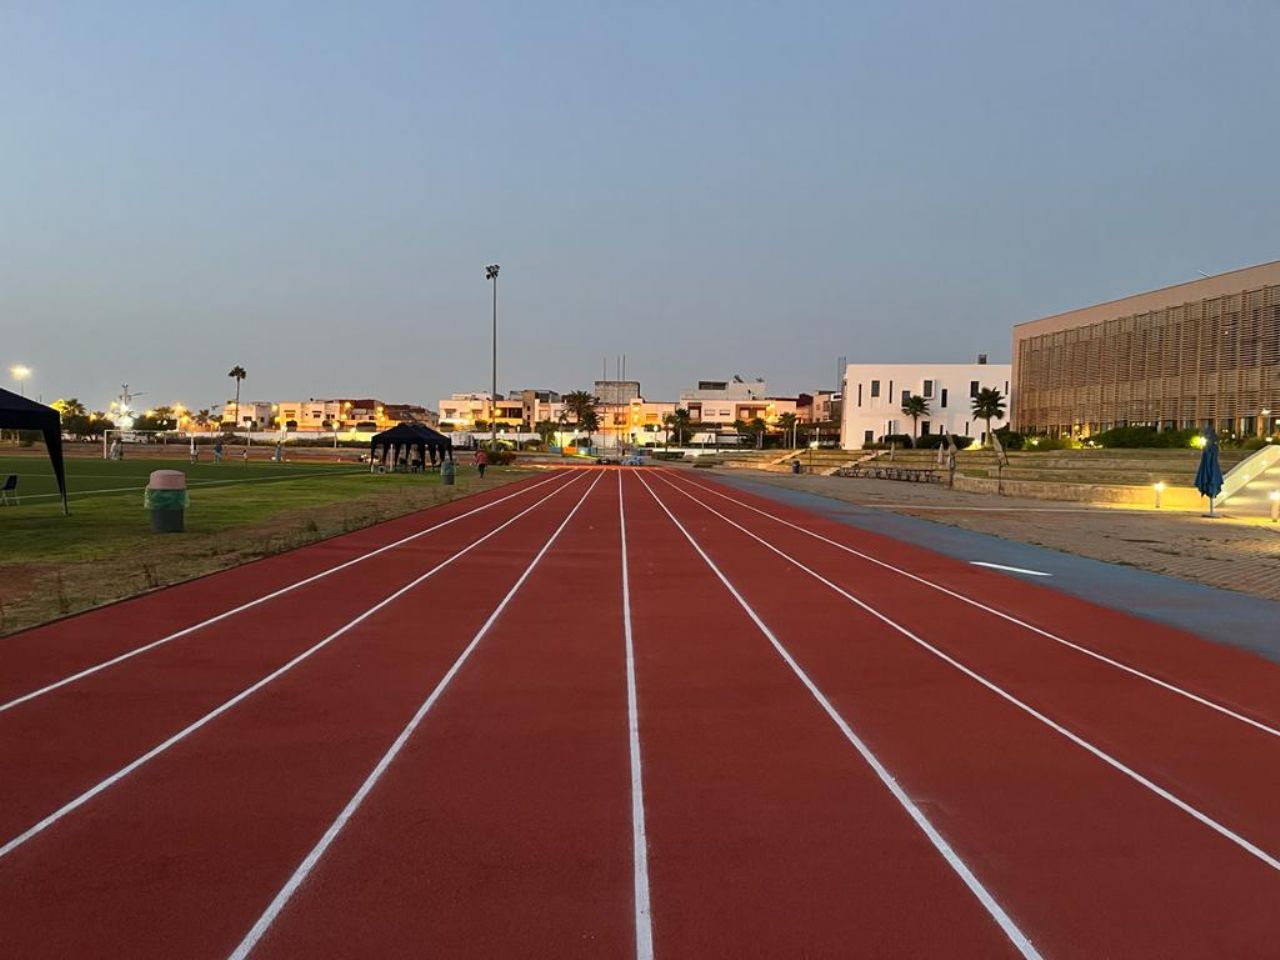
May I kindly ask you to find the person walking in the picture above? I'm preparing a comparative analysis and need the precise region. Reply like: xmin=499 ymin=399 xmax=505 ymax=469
xmin=474 ymin=446 xmax=488 ymax=478
xmin=189 ymin=437 xmax=199 ymax=464
xmin=213 ymin=437 xmax=224 ymax=464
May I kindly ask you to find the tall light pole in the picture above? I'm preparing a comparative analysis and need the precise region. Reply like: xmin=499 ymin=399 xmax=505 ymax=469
xmin=485 ymin=264 xmax=500 ymax=450
xmin=10 ymin=364 xmax=32 ymax=397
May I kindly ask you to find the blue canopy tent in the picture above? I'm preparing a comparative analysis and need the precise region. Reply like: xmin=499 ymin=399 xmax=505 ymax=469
xmin=0 ymin=388 xmax=68 ymax=515
xmin=1194 ymin=427 xmax=1224 ymax=517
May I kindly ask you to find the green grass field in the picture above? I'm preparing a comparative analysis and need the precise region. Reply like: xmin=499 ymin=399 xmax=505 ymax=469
xmin=0 ymin=453 xmax=526 ymax=634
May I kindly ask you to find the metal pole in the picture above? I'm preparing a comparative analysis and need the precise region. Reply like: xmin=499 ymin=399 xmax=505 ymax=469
xmin=491 ymin=272 xmax=498 ymax=450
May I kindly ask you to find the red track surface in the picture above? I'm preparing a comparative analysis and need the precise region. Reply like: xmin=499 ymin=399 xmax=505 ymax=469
xmin=2 ymin=466 xmax=1279 ymax=958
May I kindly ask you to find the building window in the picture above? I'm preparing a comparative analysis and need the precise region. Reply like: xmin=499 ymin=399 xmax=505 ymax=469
xmin=863 ymin=429 xmax=873 ymax=444
xmin=857 ymin=384 xmax=863 ymax=406
xmin=870 ymin=380 xmax=880 ymax=398
xmin=941 ymin=388 xmax=948 ymax=408
xmin=923 ymin=379 xmax=934 ymax=398
xmin=921 ymin=421 xmax=931 ymax=435
xmin=901 ymin=389 xmax=910 ymax=406
xmin=970 ymin=380 xmax=980 ymax=397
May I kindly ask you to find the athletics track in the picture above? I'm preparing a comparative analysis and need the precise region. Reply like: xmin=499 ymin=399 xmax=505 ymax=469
xmin=2 ymin=467 xmax=1279 ymax=958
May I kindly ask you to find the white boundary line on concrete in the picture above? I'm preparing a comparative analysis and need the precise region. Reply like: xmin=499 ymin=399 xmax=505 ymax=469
xmin=618 ymin=472 xmax=654 ymax=960
xmin=0 ymin=471 xmax=574 ymax=715
xmin=667 ymin=470 xmax=1280 ymax=742
xmin=0 ymin=472 xmax=587 ymax=862
xmin=970 ymin=561 xmax=1052 ymax=577
xmin=652 ymin=471 xmax=1280 ymax=877
xmin=637 ymin=473 xmax=1042 ymax=959
xmin=227 ymin=472 xmax=603 ymax=959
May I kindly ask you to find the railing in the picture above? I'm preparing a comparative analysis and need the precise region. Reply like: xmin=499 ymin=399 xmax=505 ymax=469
xmin=1219 ymin=443 xmax=1280 ymax=503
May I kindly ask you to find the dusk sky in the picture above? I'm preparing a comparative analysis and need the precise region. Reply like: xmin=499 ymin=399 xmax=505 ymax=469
xmin=3 ymin=1 xmax=1277 ymax=412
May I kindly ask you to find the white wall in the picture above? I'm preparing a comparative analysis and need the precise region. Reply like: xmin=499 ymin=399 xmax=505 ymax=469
xmin=840 ymin=363 xmax=1011 ymax=449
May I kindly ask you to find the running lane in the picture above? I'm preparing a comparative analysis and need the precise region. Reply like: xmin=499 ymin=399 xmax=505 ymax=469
xmin=654 ymin=470 xmax=1280 ymax=859
xmin=245 ymin=472 xmax=636 ymax=958
xmin=642 ymin=471 xmax=1280 ymax=957
xmin=0 ymin=471 xmax=568 ymax=704
xmin=620 ymin=472 xmax=1023 ymax=958
xmin=0 ymin=471 xmax=581 ymax=843
xmin=0 ymin=474 xmax=592 ymax=960
xmin=664 ymin=469 xmax=1280 ymax=729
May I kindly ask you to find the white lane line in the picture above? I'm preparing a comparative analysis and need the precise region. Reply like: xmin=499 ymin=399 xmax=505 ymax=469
xmin=636 ymin=473 xmax=1041 ymax=959
xmin=0 ymin=473 xmax=587 ymax=862
xmin=0 ymin=471 xmax=574 ymax=715
xmin=665 ymin=471 xmax=1280 ymax=743
xmin=653 ymin=472 xmax=1280 ymax=876
xmin=618 ymin=472 xmax=654 ymax=960
xmin=227 ymin=472 xmax=604 ymax=960
xmin=16 ymin=468 xmax=369 ymax=501
xmin=970 ymin=561 xmax=1052 ymax=577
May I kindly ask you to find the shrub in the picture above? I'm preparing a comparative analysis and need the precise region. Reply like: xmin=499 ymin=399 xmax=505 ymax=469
xmin=484 ymin=448 xmax=518 ymax=466
xmin=1093 ymin=426 xmax=1199 ymax=449
xmin=994 ymin=427 xmax=1024 ymax=450
xmin=1022 ymin=435 xmax=1074 ymax=451
xmin=1239 ymin=436 xmax=1273 ymax=451
xmin=881 ymin=433 xmax=914 ymax=447
xmin=913 ymin=434 xmax=975 ymax=450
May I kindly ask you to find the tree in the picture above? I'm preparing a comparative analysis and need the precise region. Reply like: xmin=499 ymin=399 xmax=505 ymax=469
xmin=971 ymin=388 xmax=1006 ymax=447
xmin=194 ymin=409 xmax=212 ymax=428
xmin=901 ymin=395 xmax=930 ymax=444
xmin=563 ymin=390 xmax=598 ymax=424
xmin=748 ymin=416 xmax=768 ymax=449
xmin=535 ymin=419 xmax=557 ymax=448
xmin=777 ymin=411 xmax=799 ymax=448
xmin=667 ymin=407 xmax=693 ymax=447
xmin=51 ymin=398 xmax=86 ymax=419
xmin=227 ymin=365 xmax=247 ymax=433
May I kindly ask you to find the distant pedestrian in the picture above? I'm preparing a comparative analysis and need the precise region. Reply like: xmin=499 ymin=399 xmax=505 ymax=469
xmin=189 ymin=437 xmax=198 ymax=463
xmin=213 ymin=438 xmax=224 ymax=464
xmin=474 ymin=447 xmax=488 ymax=478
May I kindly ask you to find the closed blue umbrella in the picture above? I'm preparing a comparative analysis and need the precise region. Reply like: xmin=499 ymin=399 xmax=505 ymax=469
xmin=1194 ymin=428 xmax=1224 ymax=516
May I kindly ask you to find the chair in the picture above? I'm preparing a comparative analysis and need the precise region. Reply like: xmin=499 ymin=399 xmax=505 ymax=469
xmin=1 ymin=474 xmax=17 ymax=505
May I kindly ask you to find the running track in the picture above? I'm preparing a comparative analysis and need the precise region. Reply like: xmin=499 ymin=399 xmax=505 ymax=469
xmin=2 ymin=467 xmax=1279 ymax=957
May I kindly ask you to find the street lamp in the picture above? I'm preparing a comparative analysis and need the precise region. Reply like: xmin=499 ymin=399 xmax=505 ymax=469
xmin=10 ymin=364 xmax=31 ymax=397
xmin=485 ymin=264 xmax=500 ymax=451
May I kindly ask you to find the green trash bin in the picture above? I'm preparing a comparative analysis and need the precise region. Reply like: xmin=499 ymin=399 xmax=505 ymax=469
xmin=145 ymin=470 xmax=188 ymax=533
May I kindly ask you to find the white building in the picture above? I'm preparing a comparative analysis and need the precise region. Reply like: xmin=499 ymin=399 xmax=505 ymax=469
xmin=679 ymin=377 xmax=797 ymax=425
xmin=840 ymin=361 xmax=1012 ymax=449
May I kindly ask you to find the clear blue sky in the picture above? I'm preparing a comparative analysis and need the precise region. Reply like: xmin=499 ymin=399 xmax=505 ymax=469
xmin=2 ymin=1 xmax=1277 ymax=411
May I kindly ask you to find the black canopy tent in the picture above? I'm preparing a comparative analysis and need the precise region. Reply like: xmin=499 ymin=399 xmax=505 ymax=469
xmin=0 ymin=388 xmax=68 ymax=515
xmin=369 ymin=423 xmax=453 ymax=471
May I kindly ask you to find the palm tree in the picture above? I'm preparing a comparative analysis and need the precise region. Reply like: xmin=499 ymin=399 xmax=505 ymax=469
xmin=777 ymin=411 xmax=799 ymax=448
xmin=748 ymin=416 xmax=768 ymax=449
xmin=52 ymin=398 xmax=86 ymax=419
xmin=534 ymin=419 xmax=557 ymax=448
xmin=901 ymin=395 xmax=929 ymax=445
xmin=194 ymin=409 xmax=212 ymax=429
xmin=668 ymin=407 xmax=693 ymax=447
xmin=228 ymin=365 xmax=247 ymax=435
xmin=563 ymin=390 xmax=597 ymax=424
xmin=971 ymin=387 xmax=1006 ymax=447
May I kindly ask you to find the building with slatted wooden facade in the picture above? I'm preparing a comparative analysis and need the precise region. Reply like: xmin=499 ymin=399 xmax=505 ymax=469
xmin=1012 ymin=261 xmax=1280 ymax=437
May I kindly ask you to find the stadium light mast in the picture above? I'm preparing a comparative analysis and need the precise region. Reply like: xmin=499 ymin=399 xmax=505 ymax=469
xmin=485 ymin=264 xmax=500 ymax=450
xmin=10 ymin=364 xmax=31 ymax=397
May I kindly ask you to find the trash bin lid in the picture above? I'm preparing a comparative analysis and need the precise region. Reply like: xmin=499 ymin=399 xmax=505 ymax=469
xmin=148 ymin=469 xmax=187 ymax=490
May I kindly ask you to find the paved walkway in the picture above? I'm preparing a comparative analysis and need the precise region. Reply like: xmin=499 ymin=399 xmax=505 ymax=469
xmin=721 ymin=470 xmax=1280 ymax=603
